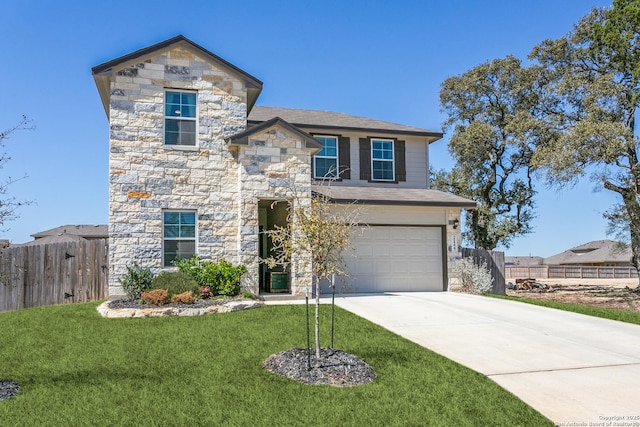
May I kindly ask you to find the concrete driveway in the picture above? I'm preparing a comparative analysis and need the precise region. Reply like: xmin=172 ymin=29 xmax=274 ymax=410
xmin=333 ymin=292 xmax=640 ymax=425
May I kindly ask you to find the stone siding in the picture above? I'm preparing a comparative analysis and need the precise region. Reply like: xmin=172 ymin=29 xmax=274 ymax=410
xmin=108 ymin=45 xmax=250 ymax=297
xmin=235 ymin=127 xmax=314 ymax=296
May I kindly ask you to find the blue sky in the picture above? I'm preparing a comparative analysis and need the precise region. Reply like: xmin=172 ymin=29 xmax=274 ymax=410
xmin=1 ymin=0 xmax=616 ymax=257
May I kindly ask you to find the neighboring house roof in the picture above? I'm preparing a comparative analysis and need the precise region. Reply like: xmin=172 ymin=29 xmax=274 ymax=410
xmin=227 ymin=116 xmax=322 ymax=151
xmin=505 ymin=256 xmax=545 ymax=267
xmin=31 ymin=224 xmax=108 ymax=239
xmin=92 ymin=35 xmax=263 ymax=118
xmin=248 ymin=106 xmax=443 ymax=140
xmin=313 ymin=185 xmax=476 ymax=208
xmin=544 ymin=240 xmax=632 ymax=265
xmin=19 ymin=234 xmax=87 ymax=246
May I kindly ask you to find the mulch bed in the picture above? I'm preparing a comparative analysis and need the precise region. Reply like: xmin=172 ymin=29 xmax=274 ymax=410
xmin=263 ymin=348 xmax=376 ymax=387
xmin=0 ymin=380 xmax=19 ymax=402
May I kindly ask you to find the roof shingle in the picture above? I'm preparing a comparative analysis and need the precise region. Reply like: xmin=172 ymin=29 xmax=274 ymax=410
xmin=248 ymin=106 xmax=442 ymax=140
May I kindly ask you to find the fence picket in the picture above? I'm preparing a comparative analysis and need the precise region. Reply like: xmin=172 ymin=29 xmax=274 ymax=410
xmin=0 ymin=239 xmax=108 ymax=312
xmin=460 ymin=248 xmax=506 ymax=295
xmin=505 ymin=265 xmax=639 ymax=280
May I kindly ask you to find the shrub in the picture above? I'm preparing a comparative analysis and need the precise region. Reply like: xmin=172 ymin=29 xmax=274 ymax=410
xmin=172 ymin=291 xmax=196 ymax=304
xmin=174 ymin=256 xmax=248 ymax=296
xmin=451 ymin=258 xmax=494 ymax=294
xmin=151 ymin=271 xmax=200 ymax=297
xmin=200 ymin=286 xmax=213 ymax=299
xmin=118 ymin=263 xmax=154 ymax=301
xmin=140 ymin=289 xmax=169 ymax=305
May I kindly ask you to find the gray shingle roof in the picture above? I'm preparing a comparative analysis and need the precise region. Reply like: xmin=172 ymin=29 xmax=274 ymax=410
xmin=31 ymin=224 xmax=108 ymax=239
xmin=20 ymin=234 xmax=87 ymax=246
xmin=544 ymin=240 xmax=632 ymax=265
xmin=248 ymin=106 xmax=443 ymax=140
xmin=313 ymin=185 xmax=476 ymax=208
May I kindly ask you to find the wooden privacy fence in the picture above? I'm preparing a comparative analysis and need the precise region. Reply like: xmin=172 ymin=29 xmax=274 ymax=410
xmin=0 ymin=239 xmax=108 ymax=312
xmin=460 ymin=247 xmax=505 ymax=295
xmin=506 ymin=265 xmax=639 ymax=280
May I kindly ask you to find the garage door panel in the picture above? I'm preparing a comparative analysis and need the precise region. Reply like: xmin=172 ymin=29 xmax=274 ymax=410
xmin=335 ymin=226 xmax=443 ymax=293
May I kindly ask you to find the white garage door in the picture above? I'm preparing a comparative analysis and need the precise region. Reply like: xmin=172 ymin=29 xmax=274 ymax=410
xmin=335 ymin=226 xmax=443 ymax=293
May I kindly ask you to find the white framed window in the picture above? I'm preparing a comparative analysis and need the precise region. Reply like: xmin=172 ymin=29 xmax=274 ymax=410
xmin=164 ymin=90 xmax=197 ymax=146
xmin=371 ymin=138 xmax=394 ymax=181
xmin=313 ymin=135 xmax=339 ymax=179
xmin=163 ymin=210 xmax=196 ymax=267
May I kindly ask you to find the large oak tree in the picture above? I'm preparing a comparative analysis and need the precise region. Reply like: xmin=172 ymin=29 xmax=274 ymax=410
xmin=436 ymin=56 xmax=545 ymax=250
xmin=530 ymin=0 xmax=640 ymax=287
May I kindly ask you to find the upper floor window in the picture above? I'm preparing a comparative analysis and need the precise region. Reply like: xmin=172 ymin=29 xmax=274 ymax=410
xmin=165 ymin=91 xmax=196 ymax=146
xmin=314 ymin=135 xmax=339 ymax=179
xmin=371 ymin=139 xmax=394 ymax=181
xmin=163 ymin=210 xmax=196 ymax=267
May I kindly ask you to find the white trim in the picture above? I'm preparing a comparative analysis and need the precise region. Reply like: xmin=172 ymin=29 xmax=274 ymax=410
xmin=371 ymin=138 xmax=395 ymax=181
xmin=163 ymin=89 xmax=198 ymax=148
xmin=313 ymin=135 xmax=339 ymax=179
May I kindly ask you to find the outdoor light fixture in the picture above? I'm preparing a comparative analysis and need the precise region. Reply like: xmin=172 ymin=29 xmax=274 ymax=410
xmin=450 ymin=218 xmax=460 ymax=229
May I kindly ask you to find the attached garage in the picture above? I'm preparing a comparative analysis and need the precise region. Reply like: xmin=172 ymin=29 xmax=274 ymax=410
xmin=341 ymin=225 xmax=444 ymax=292
xmin=314 ymin=185 xmax=476 ymax=294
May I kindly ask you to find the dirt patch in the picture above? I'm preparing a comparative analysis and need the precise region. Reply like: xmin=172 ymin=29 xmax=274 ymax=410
xmin=506 ymin=278 xmax=640 ymax=312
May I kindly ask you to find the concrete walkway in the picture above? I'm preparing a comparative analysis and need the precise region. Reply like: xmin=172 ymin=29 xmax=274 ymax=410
xmin=331 ymin=292 xmax=640 ymax=425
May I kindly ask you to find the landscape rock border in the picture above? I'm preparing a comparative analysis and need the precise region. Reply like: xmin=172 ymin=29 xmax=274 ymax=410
xmin=97 ymin=298 xmax=262 ymax=318
xmin=263 ymin=348 xmax=376 ymax=387
xmin=0 ymin=380 xmax=19 ymax=402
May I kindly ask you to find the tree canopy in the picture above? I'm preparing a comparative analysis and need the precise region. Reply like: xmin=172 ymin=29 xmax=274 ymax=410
xmin=529 ymin=0 xmax=640 ymax=279
xmin=436 ymin=56 xmax=544 ymax=250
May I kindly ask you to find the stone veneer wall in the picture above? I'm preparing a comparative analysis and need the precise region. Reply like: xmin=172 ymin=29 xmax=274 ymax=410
xmin=446 ymin=208 xmax=464 ymax=289
xmin=234 ymin=127 xmax=314 ymax=296
xmin=107 ymin=45 xmax=249 ymax=298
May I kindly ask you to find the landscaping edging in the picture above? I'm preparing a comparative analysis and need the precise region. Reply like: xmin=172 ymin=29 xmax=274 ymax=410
xmin=97 ymin=299 xmax=262 ymax=318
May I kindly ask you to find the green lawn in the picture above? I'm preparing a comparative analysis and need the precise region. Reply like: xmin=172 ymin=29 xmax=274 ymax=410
xmin=0 ymin=302 xmax=552 ymax=426
xmin=487 ymin=294 xmax=640 ymax=325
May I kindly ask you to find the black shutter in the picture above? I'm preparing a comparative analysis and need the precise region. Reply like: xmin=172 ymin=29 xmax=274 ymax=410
xmin=338 ymin=136 xmax=351 ymax=180
xmin=395 ymin=140 xmax=406 ymax=182
xmin=359 ymin=137 xmax=371 ymax=181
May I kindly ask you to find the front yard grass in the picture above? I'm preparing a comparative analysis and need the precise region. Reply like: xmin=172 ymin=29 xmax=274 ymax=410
xmin=487 ymin=294 xmax=640 ymax=325
xmin=0 ymin=302 xmax=551 ymax=426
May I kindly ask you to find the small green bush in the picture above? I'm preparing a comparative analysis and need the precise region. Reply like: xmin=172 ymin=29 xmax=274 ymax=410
xmin=151 ymin=271 xmax=200 ymax=297
xmin=118 ymin=263 xmax=154 ymax=301
xmin=174 ymin=256 xmax=248 ymax=296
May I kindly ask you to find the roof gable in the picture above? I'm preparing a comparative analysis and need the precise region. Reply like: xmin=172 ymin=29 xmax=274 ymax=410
xmin=227 ymin=117 xmax=322 ymax=151
xmin=92 ymin=35 xmax=263 ymax=117
xmin=544 ymin=240 xmax=631 ymax=265
xmin=31 ymin=224 xmax=108 ymax=239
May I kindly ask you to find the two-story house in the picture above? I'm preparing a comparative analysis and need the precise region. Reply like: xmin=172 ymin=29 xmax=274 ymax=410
xmin=92 ymin=35 xmax=475 ymax=299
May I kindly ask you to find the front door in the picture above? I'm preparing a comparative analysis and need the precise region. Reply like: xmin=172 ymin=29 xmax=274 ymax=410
xmin=258 ymin=199 xmax=290 ymax=293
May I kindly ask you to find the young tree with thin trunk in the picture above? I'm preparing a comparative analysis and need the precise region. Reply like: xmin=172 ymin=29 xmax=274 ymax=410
xmin=0 ymin=115 xmax=33 ymax=231
xmin=263 ymin=185 xmax=362 ymax=358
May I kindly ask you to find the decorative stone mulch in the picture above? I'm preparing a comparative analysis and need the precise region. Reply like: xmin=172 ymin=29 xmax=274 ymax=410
xmin=0 ymin=380 xmax=19 ymax=402
xmin=97 ymin=298 xmax=262 ymax=318
xmin=263 ymin=348 xmax=376 ymax=387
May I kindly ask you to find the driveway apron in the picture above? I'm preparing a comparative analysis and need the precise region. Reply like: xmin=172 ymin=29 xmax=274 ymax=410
xmin=334 ymin=292 xmax=640 ymax=425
